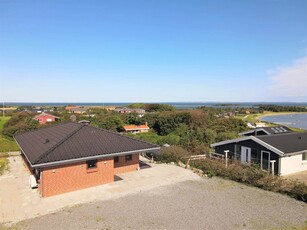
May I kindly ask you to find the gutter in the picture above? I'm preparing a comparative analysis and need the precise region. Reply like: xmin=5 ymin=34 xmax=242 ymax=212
xmin=30 ymin=147 xmax=161 ymax=168
xmin=13 ymin=136 xmax=35 ymax=168
xmin=282 ymin=149 xmax=307 ymax=157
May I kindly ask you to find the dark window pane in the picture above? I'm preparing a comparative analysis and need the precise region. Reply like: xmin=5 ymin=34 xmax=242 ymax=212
xmin=114 ymin=156 xmax=119 ymax=163
xmin=86 ymin=160 xmax=97 ymax=169
xmin=125 ymin=154 xmax=132 ymax=161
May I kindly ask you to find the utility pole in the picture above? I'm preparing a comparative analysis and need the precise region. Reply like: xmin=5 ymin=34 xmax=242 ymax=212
xmin=2 ymin=101 xmax=4 ymax=118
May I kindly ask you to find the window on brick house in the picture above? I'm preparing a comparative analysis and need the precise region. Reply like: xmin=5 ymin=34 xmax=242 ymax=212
xmin=114 ymin=156 xmax=119 ymax=163
xmin=125 ymin=154 xmax=132 ymax=161
xmin=86 ymin=159 xmax=97 ymax=169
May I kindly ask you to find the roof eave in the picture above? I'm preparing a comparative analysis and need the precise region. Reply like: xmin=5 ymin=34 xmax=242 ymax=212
xmin=283 ymin=149 xmax=307 ymax=157
xmin=13 ymin=136 xmax=35 ymax=168
xmin=31 ymin=147 xmax=161 ymax=168
xmin=211 ymin=136 xmax=284 ymax=156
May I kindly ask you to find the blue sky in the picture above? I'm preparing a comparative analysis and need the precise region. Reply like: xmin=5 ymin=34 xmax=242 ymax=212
xmin=1 ymin=0 xmax=307 ymax=102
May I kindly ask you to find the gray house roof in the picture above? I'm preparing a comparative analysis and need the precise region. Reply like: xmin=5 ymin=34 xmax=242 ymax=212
xmin=239 ymin=126 xmax=292 ymax=136
xmin=14 ymin=122 xmax=160 ymax=168
xmin=211 ymin=132 xmax=307 ymax=156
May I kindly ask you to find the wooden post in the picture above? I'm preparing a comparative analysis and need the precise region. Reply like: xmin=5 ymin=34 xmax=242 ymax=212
xmin=224 ymin=150 xmax=229 ymax=168
xmin=270 ymin=160 xmax=276 ymax=176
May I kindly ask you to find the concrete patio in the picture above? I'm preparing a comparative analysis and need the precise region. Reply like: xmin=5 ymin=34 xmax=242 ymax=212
xmin=0 ymin=156 xmax=200 ymax=224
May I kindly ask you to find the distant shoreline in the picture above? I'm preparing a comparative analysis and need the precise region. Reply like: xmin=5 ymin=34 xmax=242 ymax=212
xmin=258 ymin=111 xmax=307 ymax=120
xmin=259 ymin=112 xmax=307 ymax=131
xmin=4 ymin=102 xmax=307 ymax=110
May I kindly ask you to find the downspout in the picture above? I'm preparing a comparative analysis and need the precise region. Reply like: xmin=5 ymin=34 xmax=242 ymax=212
xmin=278 ymin=157 xmax=281 ymax=176
xmin=40 ymin=169 xmax=43 ymax=197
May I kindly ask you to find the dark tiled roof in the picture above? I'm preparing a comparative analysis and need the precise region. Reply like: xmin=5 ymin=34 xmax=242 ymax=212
xmin=262 ymin=126 xmax=292 ymax=135
xmin=14 ymin=122 xmax=159 ymax=166
xmin=257 ymin=132 xmax=307 ymax=154
xmin=240 ymin=126 xmax=292 ymax=136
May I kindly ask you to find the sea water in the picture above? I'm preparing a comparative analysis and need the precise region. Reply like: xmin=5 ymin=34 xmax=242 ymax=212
xmin=261 ymin=114 xmax=307 ymax=130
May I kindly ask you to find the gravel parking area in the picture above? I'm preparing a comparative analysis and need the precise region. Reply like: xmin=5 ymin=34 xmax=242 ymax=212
xmin=6 ymin=177 xmax=307 ymax=230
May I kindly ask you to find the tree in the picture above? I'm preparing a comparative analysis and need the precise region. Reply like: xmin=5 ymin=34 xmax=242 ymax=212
xmin=96 ymin=115 xmax=125 ymax=132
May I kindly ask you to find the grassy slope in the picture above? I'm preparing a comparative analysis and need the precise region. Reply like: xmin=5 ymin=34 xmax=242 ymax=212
xmin=0 ymin=116 xmax=19 ymax=152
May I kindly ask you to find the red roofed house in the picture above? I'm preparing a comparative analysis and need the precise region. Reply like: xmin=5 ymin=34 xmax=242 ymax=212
xmin=123 ymin=123 xmax=150 ymax=134
xmin=14 ymin=122 xmax=159 ymax=197
xmin=33 ymin=112 xmax=60 ymax=125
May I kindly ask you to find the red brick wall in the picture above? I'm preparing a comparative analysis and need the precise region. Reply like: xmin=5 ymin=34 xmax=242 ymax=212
xmin=41 ymin=158 xmax=114 ymax=197
xmin=114 ymin=154 xmax=139 ymax=175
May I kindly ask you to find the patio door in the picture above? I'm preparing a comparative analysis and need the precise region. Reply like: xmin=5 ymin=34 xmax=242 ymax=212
xmin=261 ymin=151 xmax=270 ymax=170
xmin=241 ymin=146 xmax=251 ymax=164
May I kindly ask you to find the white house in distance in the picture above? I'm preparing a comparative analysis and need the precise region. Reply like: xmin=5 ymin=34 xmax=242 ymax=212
xmin=123 ymin=123 xmax=149 ymax=134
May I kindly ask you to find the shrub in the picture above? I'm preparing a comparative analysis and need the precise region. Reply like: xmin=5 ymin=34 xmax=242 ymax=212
xmin=190 ymin=159 xmax=307 ymax=203
xmin=158 ymin=146 xmax=191 ymax=163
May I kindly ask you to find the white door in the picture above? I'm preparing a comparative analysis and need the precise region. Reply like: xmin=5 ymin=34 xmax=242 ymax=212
xmin=241 ymin=146 xmax=251 ymax=164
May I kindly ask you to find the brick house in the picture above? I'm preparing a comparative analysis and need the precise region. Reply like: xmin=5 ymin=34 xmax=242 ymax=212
xmin=33 ymin=112 xmax=60 ymax=125
xmin=14 ymin=122 xmax=159 ymax=197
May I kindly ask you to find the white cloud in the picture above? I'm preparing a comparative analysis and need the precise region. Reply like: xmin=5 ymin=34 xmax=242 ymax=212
xmin=269 ymin=56 xmax=307 ymax=99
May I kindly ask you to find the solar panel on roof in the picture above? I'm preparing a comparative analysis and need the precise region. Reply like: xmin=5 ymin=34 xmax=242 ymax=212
xmin=271 ymin=128 xmax=279 ymax=133
xmin=276 ymin=127 xmax=283 ymax=132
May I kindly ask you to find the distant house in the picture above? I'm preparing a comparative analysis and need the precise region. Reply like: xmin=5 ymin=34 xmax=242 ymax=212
xmin=255 ymin=122 xmax=266 ymax=128
xmin=239 ymin=126 xmax=292 ymax=136
xmin=65 ymin=106 xmax=88 ymax=114
xmin=71 ymin=107 xmax=88 ymax=114
xmin=246 ymin=122 xmax=256 ymax=129
xmin=33 ymin=112 xmax=60 ymax=125
xmin=123 ymin=123 xmax=150 ymax=134
xmin=115 ymin=107 xmax=145 ymax=117
xmin=14 ymin=122 xmax=159 ymax=197
xmin=211 ymin=132 xmax=307 ymax=175
xmin=65 ymin=106 xmax=80 ymax=111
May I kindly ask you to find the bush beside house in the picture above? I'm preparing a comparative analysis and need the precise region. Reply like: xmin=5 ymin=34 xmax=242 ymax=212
xmin=159 ymin=147 xmax=307 ymax=203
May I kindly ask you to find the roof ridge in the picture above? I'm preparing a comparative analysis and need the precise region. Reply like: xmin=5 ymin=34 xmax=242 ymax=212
xmin=87 ymin=125 xmax=159 ymax=147
xmin=14 ymin=121 xmax=74 ymax=137
xmin=34 ymin=123 xmax=85 ymax=164
xmin=258 ymin=131 xmax=307 ymax=138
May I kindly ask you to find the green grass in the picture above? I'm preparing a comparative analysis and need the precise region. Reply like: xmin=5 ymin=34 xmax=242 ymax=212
xmin=0 ymin=157 xmax=9 ymax=175
xmin=0 ymin=116 xmax=10 ymax=130
xmin=0 ymin=116 xmax=19 ymax=152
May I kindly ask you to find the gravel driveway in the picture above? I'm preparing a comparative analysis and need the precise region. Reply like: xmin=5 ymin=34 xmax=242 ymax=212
xmin=6 ymin=177 xmax=307 ymax=230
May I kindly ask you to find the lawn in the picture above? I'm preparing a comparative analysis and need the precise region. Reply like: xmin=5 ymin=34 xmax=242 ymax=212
xmin=0 ymin=116 xmax=19 ymax=152
xmin=0 ymin=157 xmax=9 ymax=175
